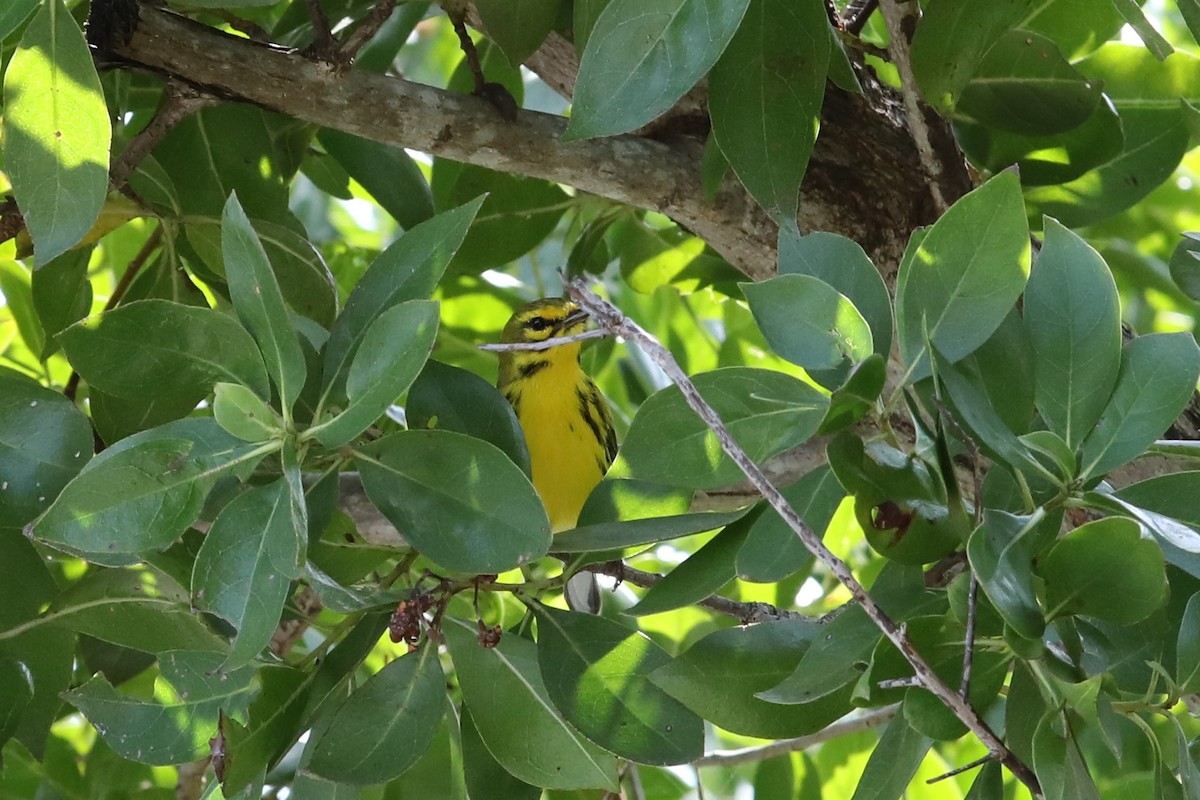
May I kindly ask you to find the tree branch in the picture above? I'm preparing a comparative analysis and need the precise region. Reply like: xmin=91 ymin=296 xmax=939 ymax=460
xmin=565 ymin=277 xmax=1043 ymax=798
xmin=693 ymin=705 xmax=900 ymax=768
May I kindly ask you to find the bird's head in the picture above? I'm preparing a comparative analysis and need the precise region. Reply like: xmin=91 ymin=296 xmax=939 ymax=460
xmin=500 ymin=297 xmax=590 ymax=345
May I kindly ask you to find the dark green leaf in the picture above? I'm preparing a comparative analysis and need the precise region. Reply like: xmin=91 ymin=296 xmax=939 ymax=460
xmin=612 ymin=367 xmax=828 ymax=489
xmin=737 ymin=465 xmax=842 ymax=583
xmin=956 ymin=96 xmax=1124 ymax=186
xmin=1108 ymin=0 xmax=1171 ymax=59
xmin=306 ymin=644 xmax=445 ymax=784
xmin=442 ymin=616 xmax=618 ymax=790
xmin=626 ymin=515 xmax=755 ymax=616
xmin=59 ymin=299 xmax=271 ymax=401
xmin=909 ymin=0 xmax=1034 ymax=109
xmin=2 ymin=0 xmax=110 ymax=264
xmin=407 ymin=359 xmax=531 ymax=476
xmin=1114 ymin=473 xmax=1200 ymax=560
xmin=956 ymin=30 xmax=1101 ymax=136
xmin=322 ymin=197 xmax=483 ymax=400
xmin=708 ymin=0 xmax=829 ymax=223
xmin=0 ymin=0 xmax=38 ymax=40
xmin=182 ymin=215 xmax=337 ymax=327
xmin=1025 ymin=219 xmax=1121 ymax=450
xmin=552 ymin=506 xmax=749 ymax=553
xmin=475 ymin=0 xmax=561 ymax=67
xmin=754 ymin=753 xmax=821 ymax=800
xmin=460 ymin=704 xmax=541 ymax=800
xmin=44 ymin=569 xmax=227 ymax=653
xmin=649 ymin=617 xmax=854 ymax=738
xmin=223 ymin=193 xmax=308 ymax=414
xmin=742 ymin=275 xmax=872 ymax=374
xmin=317 ymin=129 xmax=434 ymax=229
xmin=0 ymin=371 xmax=92 ymax=527
xmin=778 ymin=229 xmax=893 ymax=361
xmin=1177 ymin=593 xmax=1200 ymax=693
xmin=533 ymin=605 xmax=703 ymax=765
xmin=1169 ymin=232 xmax=1200 ymax=303
xmin=35 ymin=435 xmax=265 ymax=556
xmin=357 ymin=430 xmax=550 ymax=573
xmin=565 ymin=0 xmax=750 ymax=140
xmin=192 ymin=479 xmax=302 ymax=668
xmin=311 ymin=300 xmax=438 ymax=447
xmin=895 ymin=171 xmax=1030 ymax=381
xmin=967 ymin=510 xmax=1050 ymax=639
xmin=31 ymin=248 xmax=93 ymax=358
xmin=1079 ymin=333 xmax=1200 ymax=480
xmin=1042 ymin=517 xmax=1166 ymax=624
xmin=1033 ymin=710 xmax=1102 ymax=800
xmin=847 ymin=710 xmax=932 ymax=800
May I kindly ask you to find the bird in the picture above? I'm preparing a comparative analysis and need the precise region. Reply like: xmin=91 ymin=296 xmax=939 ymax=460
xmin=497 ymin=297 xmax=618 ymax=612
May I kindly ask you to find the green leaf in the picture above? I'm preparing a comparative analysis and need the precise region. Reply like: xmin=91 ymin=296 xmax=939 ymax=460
xmin=649 ymin=617 xmax=854 ymax=738
xmin=0 ymin=0 xmax=38 ymax=40
xmin=533 ymin=605 xmax=703 ymax=765
xmin=2 ymin=0 xmax=111 ymax=264
xmin=1113 ymin=473 xmax=1200 ymax=562
xmin=909 ymin=0 xmax=1034 ymax=110
xmin=310 ymin=301 xmax=438 ymax=448
xmin=1177 ymin=593 xmax=1200 ymax=693
xmin=59 ymin=300 xmax=271 ymax=402
xmin=552 ymin=507 xmax=749 ymax=552
xmin=1079 ymin=333 xmax=1200 ymax=480
xmin=34 ymin=436 xmax=265 ymax=556
xmin=460 ymin=704 xmax=541 ymax=800
xmin=475 ymin=0 xmax=561 ymax=67
xmin=222 ymin=194 xmax=308 ymax=414
xmin=565 ymin=0 xmax=750 ymax=140
xmin=192 ymin=479 xmax=302 ymax=669
xmin=777 ymin=229 xmax=893 ymax=361
xmin=1109 ymin=0 xmax=1171 ymax=59
xmin=895 ymin=171 xmax=1030 ymax=382
xmin=708 ymin=0 xmax=829 ymax=224
xmin=1033 ymin=710 xmax=1102 ymax=800
xmin=754 ymin=753 xmax=821 ymax=800
xmin=1025 ymin=108 xmax=1189 ymax=228
xmin=737 ymin=465 xmax=843 ymax=583
xmin=848 ymin=710 xmax=932 ymax=800
xmin=213 ymin=382 xmax=282 ymax=443
xmin=956 ymin=96 xmax=1124 ymax=186
xmin=40 ymin=569 xmax=228 ymax=653
xmin=31 ymin=248 xmax=93 ymax=359
xmin=357 ymin=430 xmax=550 ymax=573
xmin=442 ymin=616 xmax=618 ymax=791
xmin=1042 ymin=517 xmax=1166 ymax=624
xmin=317 ymin=129 xmax=434 ymax=229
xmin=182 ymin=215 xmax=337 ymax=328
xmin=966 ymin=510 xmax=1049 ymax=639
xmin=322 ymin=197 xmax=483 ymax=400
xmin=64 ymin=653 xmax=256 ymax=766
xmin=742 ymin=275 xmax=873 ymax=374
xmin=1025 ymin=219 xmax=1121 ymax=450
xmin=0 ymin=371 xmax=92 ymax=527
xmin=626 ymin=515 xmax=755 ymax=616
xmin=955 ymin=30 xmax=1101 ymax=136
xmin=306 ymin=644 xmax=445 ymax=784
xmin=0 ymin=533 xmax=74 ymax=757
xmin=951 ymin=307 xmax=1035 ymax=436
xmin=1169 ymin=232 xmax=1200 ymax=302
xmin=611 ymin=367 xmax=829 ymax=490
xmin=407 ymin=359 xmax=531 ymax=476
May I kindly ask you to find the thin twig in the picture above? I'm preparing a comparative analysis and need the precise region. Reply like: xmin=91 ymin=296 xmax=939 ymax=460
xmin=927 ymin=752 xmax=994 ymax=784
xmin=566 ymin=278 xmax=1042 ymax=798
xmin=304 ymin=0 xmax=335 ymax=55
xmin=844 ymin=0 xmax=879 ymax=34
xmin=878 ymin=677 xmax=922 ymax=689
xmin=339 ymin=0 xmax=398 ymax=60
xmin=878 ymin=0 xmax=948 ymax=214
xmin=110 ymin=80 xmax=218 ymax=193
xmin=961 ymin=574 xmax=979 ymax=698
xmin=477 ymin=328 xmax=610 ymax=352
xmin=694 ymin=705 xmax=900 ymax=767
xmin=580 ymin=559 xmax=801 ymax=625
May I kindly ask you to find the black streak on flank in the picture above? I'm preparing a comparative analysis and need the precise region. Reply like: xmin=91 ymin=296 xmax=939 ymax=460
xmin=504 ymin=388 xmax=522 ymax=417
xmin=518 ymin=359 xmax=551 ymax=380
xmin=576 ymin=386 xmax=611 ymax=469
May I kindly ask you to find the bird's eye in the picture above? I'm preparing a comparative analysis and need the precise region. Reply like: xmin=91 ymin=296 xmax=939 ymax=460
xmin=527 ymin=316 xmax=548 ymax=332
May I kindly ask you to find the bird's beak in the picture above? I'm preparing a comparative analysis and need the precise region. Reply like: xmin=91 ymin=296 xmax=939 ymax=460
xmin=563 ymin=306 xmax=590 ymax=329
